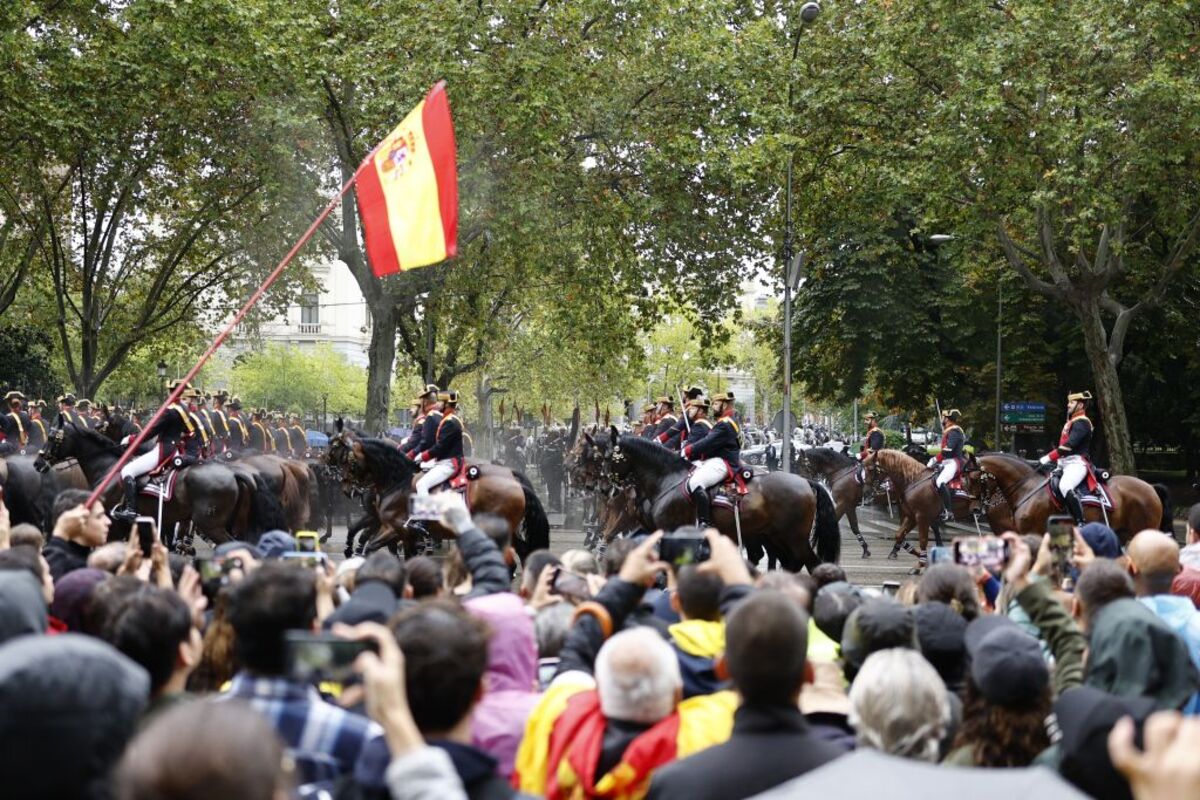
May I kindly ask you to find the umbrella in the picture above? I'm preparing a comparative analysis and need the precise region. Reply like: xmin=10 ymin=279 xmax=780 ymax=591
xmin=750 ymin=750 xmax=1086 ymax=800
xmin=306 ymin=430 xmax=330 ymax=447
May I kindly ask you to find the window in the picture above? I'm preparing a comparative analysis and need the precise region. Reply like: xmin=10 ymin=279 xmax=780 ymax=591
xmin=300 ymin=294 xmax=320 ymax=325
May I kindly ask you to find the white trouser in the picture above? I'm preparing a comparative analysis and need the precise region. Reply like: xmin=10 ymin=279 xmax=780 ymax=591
xmin=687 ymin=458 xmax=730 ymax=492
xmin=415 ymin=460 xmax=457 ymax=495
xmin=120 ymin=445 xmax=163 ymax=481
xmin=1059 ymin=456 xmax=1088 ymax=495
xmin=935 ymin=459 xmax=960 ymax=488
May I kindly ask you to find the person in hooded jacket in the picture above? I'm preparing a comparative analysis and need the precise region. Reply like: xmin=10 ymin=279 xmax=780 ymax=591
xmin=666 ymin=566 xmax=729 ymax=699
xmin=0 ymin=571 xmax=47 ymax=643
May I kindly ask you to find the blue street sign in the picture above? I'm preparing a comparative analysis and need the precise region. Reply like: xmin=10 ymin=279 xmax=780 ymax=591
xmin=1001 ymin=401 xmax=1046 ymax=413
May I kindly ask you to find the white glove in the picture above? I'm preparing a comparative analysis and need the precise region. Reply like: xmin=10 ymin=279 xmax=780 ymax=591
xmin=419 ymin=460 xmax=435 ymax=471
xmin=1039 ymin=454 xmax=1051 ymax=466
xmin=926 ymin=457 xmax=937 ymax=468
xmin=120 ymin=435 xmax=132 ymax=446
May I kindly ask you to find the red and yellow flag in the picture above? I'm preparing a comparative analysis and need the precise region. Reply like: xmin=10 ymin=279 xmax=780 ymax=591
xmin=356 ymin=82 xmax=458 ymax=277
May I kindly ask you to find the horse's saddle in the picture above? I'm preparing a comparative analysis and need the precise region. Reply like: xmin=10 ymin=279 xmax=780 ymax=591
xmin=415 ymin=460 xmax=476 ymax=495
xmin=1048 ymin=463 xmax=1113 ymax=509
xmin=683 ymin=464 xmax=753 ymax=510
xmin=137 ymin=469 xmax=183 ymax=501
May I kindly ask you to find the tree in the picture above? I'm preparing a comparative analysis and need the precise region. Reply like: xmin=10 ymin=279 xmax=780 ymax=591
xmin=231 ymin=344 xmax=366 ymax=419
xmin=5 ymin=1 xmax=321 ymax=398
xmin=759 ymin=1 xmax=1200 ymax=472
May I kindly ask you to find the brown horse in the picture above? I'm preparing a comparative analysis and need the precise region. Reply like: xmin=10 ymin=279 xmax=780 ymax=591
xmin=331 ymin=433 xmax=549 ymax=558
xmin=863 ymin=449 xmax=1015 ymax=572
xmin=976 ymin=453 xmax=1170 ymax=541
xmin=799 ymin=447 xmax=872 ymax=558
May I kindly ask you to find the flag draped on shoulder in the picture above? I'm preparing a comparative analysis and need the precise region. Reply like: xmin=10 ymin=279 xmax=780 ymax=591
xmin=356 ymin=81 xmax=458 ymax=277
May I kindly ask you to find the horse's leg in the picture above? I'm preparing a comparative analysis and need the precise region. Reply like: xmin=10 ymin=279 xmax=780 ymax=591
xmin=931 ymin=518 xmax=944 ymax=548
xmin=840 ymin=484 xmax=870 ymax=557
xmin=888 ymin=515 xmax=914 ymax=560
xmin=909 ymin=519 xmax=930 ymax=575
xmin=744 ymin=535 xmax=766 ymax=570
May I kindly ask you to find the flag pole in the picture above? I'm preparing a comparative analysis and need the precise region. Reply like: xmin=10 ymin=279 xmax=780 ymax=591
xmin=86 ymin=169 xmax=364 ymax=508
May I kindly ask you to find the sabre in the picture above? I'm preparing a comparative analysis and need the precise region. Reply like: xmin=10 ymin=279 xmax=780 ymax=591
xmin=676 ymin=386 xmax=690 ymax=435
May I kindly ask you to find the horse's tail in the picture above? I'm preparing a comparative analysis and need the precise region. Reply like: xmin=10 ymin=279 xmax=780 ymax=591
xmin=231 ymin=470 xmax=255 ymax=540
xmin=249 ymin=474 xmax=289 ymax=542
xmin=1153 ymin=483 xmax=1174 ymax=534
xmin=513 ymin=470 xmax=551 ymax=552
xmin=806 ymin=478 xmax=841 ymax=564
xmin=277 ymin=461 xmax=305 ymax=531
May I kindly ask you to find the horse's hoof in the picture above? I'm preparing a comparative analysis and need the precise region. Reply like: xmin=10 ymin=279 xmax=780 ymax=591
xmin=887 ymin=550 xmax=898 ymax=561
xmin=861 ymin=547 xmax=871 ymax=559
xmin=908 ymin=565 xmax=924 ymax=576
xmin=343 ymin=547 xmax=353 ymax=559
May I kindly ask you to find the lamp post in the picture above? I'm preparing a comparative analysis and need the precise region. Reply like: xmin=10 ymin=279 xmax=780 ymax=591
xmin=779 ymin=1 xmax=821 ymax=476
xmin=321 ymin=392 xmax=328 ymax=433
xmin=156 ymin=360 xmax=168 ymax=401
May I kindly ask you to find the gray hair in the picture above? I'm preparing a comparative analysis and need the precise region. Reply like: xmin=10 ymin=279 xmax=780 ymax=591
xmin=560 ymin=549 xmax=600 ymax=576
xmin=534 ymin=601 xmax=574 ymax=659
xmin=848 ymin=648 xmax=949 ymax=762
xmin=595 ymin=627 xmax=681 ymax=724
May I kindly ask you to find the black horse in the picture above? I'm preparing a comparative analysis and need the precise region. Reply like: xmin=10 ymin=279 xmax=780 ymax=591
xmin=800 ymin=447 xmax=872 ymax=558
xmin=36 ymin=417 xmax=259 ymax=546
xmin=587 ymin=428 xmax=840 ymax=573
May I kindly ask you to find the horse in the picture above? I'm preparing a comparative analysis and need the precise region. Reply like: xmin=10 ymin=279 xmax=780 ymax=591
xmin=799 ymin=447 xmax=872 ymax=558
xmin=862 ymin=449 xmax=1011 ymax=572
xmin=329 ymin=428 xmax=550 ymax=559
xmin=586 ymin=427 xmax=840 ymax=573
xmin=35 ymin=417 xmax=259 ymax=548
xmin=976 ymin=452 xmax=1170 ymax=542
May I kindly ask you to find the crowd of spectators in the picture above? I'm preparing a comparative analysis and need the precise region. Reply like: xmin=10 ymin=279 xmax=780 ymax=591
xmin=3 ymin=488 xmax=1200 ymax=800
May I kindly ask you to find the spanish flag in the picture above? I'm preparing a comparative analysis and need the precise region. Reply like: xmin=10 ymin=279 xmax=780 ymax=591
xmin=356 ymin=82 xmax=458 ymax=277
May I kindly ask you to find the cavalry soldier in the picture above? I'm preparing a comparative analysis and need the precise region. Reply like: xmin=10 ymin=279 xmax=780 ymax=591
xmin=856 ymin=411 xmax=885 ymax=481
xmin=1037 ymin=390 xmax=1094 ymax=525
xmin=180 ymin=389 xmax=211 ymax=459
xmin=209 ymin=390 xmax=233 ymax=452
xmin=225 ymin=397 xmax=249 ymax=450
xmin=248 ymin=408 xmax=275 ymax=453
xmin=3 ymin=391 xmax=31 ymax=449
xmin=287 ymin=413 xmax=307 ymax=456
xmin=192 ymin=394 xmax=217 ymax=456
xmin=402 ymin=386 xmax=439 ymax=457
xmin=650 ymin=396 xmax=678 ymax=441
xmin=57 ymin=394 xmax=86 ymax=427
xmin=115 ymin=382 xmax=199 ymax=521
xmin=638 ymin=404 xmax=657 ymax=439
xmin=398 ymin=397 xmax=423 ymax=453
xmin=27 ymin=397 xmax=49 ymax=447
xmin=656 ymin=392 xmax=711 ymax=450
xmin=414 ymin=391 xmax=463 ymax=496
xmin=927 ymin=409 xmax=965 ymax=521
xmin=682 ymin=391 xmax=741 ymax=527
xmin=75 ymin=398 xmax=97 ymax=430
xmin=271 ymin=413 xmax=292 ymax=456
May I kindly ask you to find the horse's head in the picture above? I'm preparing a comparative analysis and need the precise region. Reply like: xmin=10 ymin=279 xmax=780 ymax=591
xmin=570 ymin=428 xmax=612 ymax=489
xmin=35 ymin=415 xmax=69 ymax=472
xmin=605 ymin=425 xmax=636 ymax=481
xmin=325 ymin=428 xmax=354 ymax=469
xmin=861 ymin=449 xmax=879 ymax=468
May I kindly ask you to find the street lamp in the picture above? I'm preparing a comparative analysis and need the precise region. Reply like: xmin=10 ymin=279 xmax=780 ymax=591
xmin=780 ymin=1 xmax=821 ymax=476
xmin=156 ymin=360 xmax=168 ymax=401
xmin=321 ymin=392 xmax=328 ymax=433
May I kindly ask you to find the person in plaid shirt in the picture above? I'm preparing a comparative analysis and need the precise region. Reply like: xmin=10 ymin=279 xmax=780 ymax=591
xmin=217 ymin=562 xmax=382 ymax=786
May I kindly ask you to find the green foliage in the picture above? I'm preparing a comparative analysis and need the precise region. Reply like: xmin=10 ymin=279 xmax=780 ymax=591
xmin=232 ymin=344 xmax=366 ymax=418
xmin=0 ymin=322 xmax=57 ymax=399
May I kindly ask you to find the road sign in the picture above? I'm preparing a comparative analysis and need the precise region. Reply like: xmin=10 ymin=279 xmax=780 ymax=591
xmin=1002 ymin=402 xmax=1046 ymax=413
xmin=1002 ymin=423 xmax=1046 ymax=434
xmin=1001 ymin=401 xmax=1046 ymax=425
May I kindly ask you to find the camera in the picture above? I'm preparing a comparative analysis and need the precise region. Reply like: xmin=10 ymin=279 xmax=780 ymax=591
xmin=296 ymin=531 xmax=319 ymax=553
xmin=285 ymin=632 xmax=376 ymax=685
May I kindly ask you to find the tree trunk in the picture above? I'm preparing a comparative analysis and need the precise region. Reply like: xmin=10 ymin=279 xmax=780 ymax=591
xmin=364 ymin=303 xmax=396 ymax=432
xmin=1077 ymin=297 xmax=1136 ymax=474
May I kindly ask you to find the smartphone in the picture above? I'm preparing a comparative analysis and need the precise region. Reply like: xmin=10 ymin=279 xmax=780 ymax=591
xmin=282 ymin=551 xmax=328 ymax=570
xmin=135 ymin=516 xmax=158 ymax=557
xmin=881 ymin=581 xmax=901 ymax=597
xmin=1047 ymin=515 xmax=1075 ymax=582
xmin=408 ymin=494 xmax=441 ymax=521
xmin=285 ymin=631 xmax=377 ymax=685
xmin=550 ymin=566 xmax=591 ymax=601
xmin=928 ymin=546 xmax=954 ymax=565
xmin=953 ymin=536 xmax=1010 ymax=569
xmin=195 ymin=557 xmax=224 ymax=583
xmin=296 ymin=531 xmax=319 ymax=553
xmin=659 ymin=527 xmax=711 ymax=568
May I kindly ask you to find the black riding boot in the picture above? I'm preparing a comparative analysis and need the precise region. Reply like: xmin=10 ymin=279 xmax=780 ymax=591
xmin=1064 ymin=490 xmax=1085 ymax=526
xmin=691 ymin=487 xmax=712 ymax=528
xmin=938 ymin=484 xmax=955 ymax=521
xmin=114 ymin=477 xmax=139 ymax=522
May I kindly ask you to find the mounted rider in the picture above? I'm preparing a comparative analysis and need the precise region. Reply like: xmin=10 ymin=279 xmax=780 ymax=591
xmin=193 ymin=394 xmax=217 ymax=456
xmin=856 ymin=411 xmax=885 ymax=483
xmin=210 ymin=390 xmax=233 ymax=453
xmin=657 ymin=389 xmax=711 ymax=450
xmin=650 ymin=396 xmax=678 ymax=441
xmin=1037 ymin=390 xmax=1094 ymax=526
xmin=682 ymin=391 xmax=741 ymax=527
xmin=0 ymin=391 xmax=32 ymax=452
xmin=57 ymin=394 xmax=86 ymax=428
xmin=270 ymin=413 xmax=291 ymax=455
xmin=927 ymin=408 xmax=965 ymax=521
xmin=401 ymin=385 xmax=439 ymax=457
xmin=75 ymin=398 xmax=97 ymax=430
xmin=638 ymin=403 xmax=657 ymax=439
xmin=115 ymin=381 xmax=200 ymax=522
xmin=414 ymin=390 xmax=464 ymax=496
xmin=248 ymin=408 xmax=275 ymax=453
xmin=287 ymin=413 xmax=307 ymax=456
xmin=27 ymin=397 xmax=48 ymax=447
xmin=225 ymin=397 xmax=249 ymax=451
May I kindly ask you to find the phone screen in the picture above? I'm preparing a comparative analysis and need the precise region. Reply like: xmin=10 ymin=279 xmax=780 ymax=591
xmin=408 ymin=494 xmax=441 ymax=521
xmin=135 ymin=516 xmax=157 ymax=557
xmin=659 ymin=534 xmax=711 ymax=568
xmin=928 ymin=546 xmax=954 ymax=565
xmin=282 ymin=552 xmax=327 ymax=570
xmin=1047 ymin=515 xmax=1074 ymax=581
xmin=881 ymin=581 xmax=900 ymax=597
xmin=195 ymin=557 xmax=223 ymax=582
xmin=295 ymin=532 xmax=318 ymax=553
xmin=952 ymin=536 xmax=1009 ymax=569
xmin=550 ymin=566 xmax=591 ymax=600
xmin=285 ymin=632 xmax=377 ymax=685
